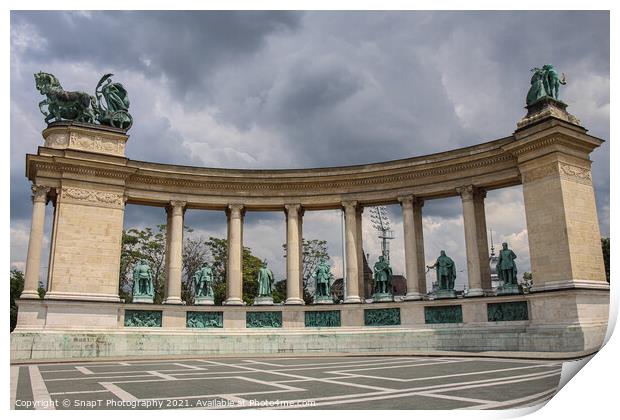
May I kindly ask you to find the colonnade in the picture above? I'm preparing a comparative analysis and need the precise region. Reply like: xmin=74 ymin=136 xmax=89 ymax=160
xmin=21 ymin=184 xmax=495 ymax=304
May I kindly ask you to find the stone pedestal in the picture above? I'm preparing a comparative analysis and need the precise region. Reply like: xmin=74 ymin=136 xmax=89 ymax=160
xmin=43 ymin=121 xmax=128 ymax=157
xmin=132 ymin=296 xmax=153 ymax=304
xmin=428 ymin=290 xmax=457 ymax=300
xmin=496 ymin=284 xmax=521 ymax=296
xmin=372 ymin=292 xmax=394 ymax=303
xmin=195 ymin=296 xmax=215 ymax=305
xmin=254 ymin=296 xmax=274 ymax=306
xmin=313 ymin=296 xmax=333 ymax=304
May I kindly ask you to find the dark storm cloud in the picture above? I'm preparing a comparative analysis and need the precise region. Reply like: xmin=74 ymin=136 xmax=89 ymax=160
xmin=11 ymin=11 xmax=301 ymax=101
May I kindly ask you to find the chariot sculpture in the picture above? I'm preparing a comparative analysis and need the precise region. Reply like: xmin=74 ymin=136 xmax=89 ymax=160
xmin=34 ymin=72 xmax=133 ymax=130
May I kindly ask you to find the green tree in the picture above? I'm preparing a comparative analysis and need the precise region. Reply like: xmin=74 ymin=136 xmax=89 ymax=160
xmin=272 ymin=279 xmax=287 ymax=303
xmin=10 ymin=269 xmax=44 ymax=332
xmin=282 ymin=238 xmax=330 ymax=304
xmin=182 ymin=230 xmax=210 ymax=305
xmin=602 ymin=237 xmax=610 ymax=282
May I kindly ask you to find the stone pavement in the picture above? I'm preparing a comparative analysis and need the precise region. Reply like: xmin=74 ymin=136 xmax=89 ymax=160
xmin=10 ymin=356 xmax=563 ymax=410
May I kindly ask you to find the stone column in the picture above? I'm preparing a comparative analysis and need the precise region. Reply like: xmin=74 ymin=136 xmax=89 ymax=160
xmin=285 ymin=204 xmax=305 ymax=305
xmin=473 ymin=189 xmax=492 ymax=291
xmin=399 ymin=195 xmax=425 ymax=300
xmin=457 ymin=185 xmax=484 ymax=297
xmin=22 ymin=185 xmax=50 ymax=299
xmin=163 ymin=206 xmax=173 ymax=301
xmin=224 ymin=204 xmax=245 ymax=305
xmin=164 ymin=201 xmax=185 ymax=304
xmin=355 ymin=206 xmax=365 ymax=300
xmin=342 ymin=201 xmax=362 ymax=303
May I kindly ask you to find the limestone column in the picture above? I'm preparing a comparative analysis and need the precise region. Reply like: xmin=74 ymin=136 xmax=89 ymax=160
xmin=399 ymin=195 xmax=425 ymax=300
xmin=342 ymin=201 xmax=362 ymax=303
xmin=224 ymin=204 xmax=245 ymax=305
xmin=163 ymin=206 xmax=173 ymax=301
xmin=473 ymin=189 xmax=492 ymax=291
xmin=285 ymin=204 xmax=305 ymax=305
xmin=355 ymin=206 xmax=365 ymax=300
xmin=457 ymin=186 xmax=484 ymax=297
xmin=164 ymin=200 xmax=185 ymax=304
xmin=22 ymin=185 xmax=50 ymax=299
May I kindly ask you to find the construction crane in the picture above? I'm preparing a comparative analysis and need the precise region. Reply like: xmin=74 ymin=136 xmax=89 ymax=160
xmin=369 ymin=205 xmax=395 ymax=262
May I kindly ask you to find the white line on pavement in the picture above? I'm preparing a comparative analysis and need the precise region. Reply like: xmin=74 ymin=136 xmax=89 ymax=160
xmin=100 ymin=382 xmax=138 ymax=401
xmin=75 ymin=366 xmax=95 ymax=375
xmin=464 ymin=388 xmax=557 ymax=410
xmin=174 ymin=363 xmax=206 ymax=370
xmin=147 ymin=371 xmax=178 ymax=381
xmin=28 ymin=365 xmax=55 ymax=410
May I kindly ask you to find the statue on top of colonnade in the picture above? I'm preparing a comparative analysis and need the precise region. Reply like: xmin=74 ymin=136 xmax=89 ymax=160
xmin=132 ymin=260 xmax=154 ymax=303
xmin=255 ymin=260 xmax=275 ymax=305
xmin=193 ymin=262 xmax=215 ymax=305
xmin=427 ymin=250 xmax=457 ymax=299
xmin=372 ymin=255 xmax=394 ymax=302
xmin=34 ymin=72 xmax=133 ymax=130
xmin=526 ymin=64 xmax=566 ymax=105
xmin=313 ymin=259 xmax=334 ymax=304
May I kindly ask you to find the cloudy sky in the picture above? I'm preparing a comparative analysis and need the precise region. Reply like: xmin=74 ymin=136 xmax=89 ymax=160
xmin=10 ymin=11 xmax=609 ymax=291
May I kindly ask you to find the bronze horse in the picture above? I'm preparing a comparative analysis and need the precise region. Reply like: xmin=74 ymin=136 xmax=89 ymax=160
xmin=34 ymin=72 xmax=96 ymax=124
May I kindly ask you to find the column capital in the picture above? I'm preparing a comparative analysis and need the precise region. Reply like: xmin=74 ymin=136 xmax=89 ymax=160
xmin=456 ymin=185 xmax=475 ymax=201
xmin=31 ymin=185 xmax=51 ymax=203
xmin=398 ymin=195 xmax=424 ymax=209
xmin=226 ymin=203 xmax=245 ymax=218
xmin=474 ymin=187 xmax=487 ymax=200
xmin=284 ymin=203 xmax=302 ymax=216
xmin=167 ymin=200 xmax=186 ymax=216
xmin=341 ymin=200 xmax=358 ymax=211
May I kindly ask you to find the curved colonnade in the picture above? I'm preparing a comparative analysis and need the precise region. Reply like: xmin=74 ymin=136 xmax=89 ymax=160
xmin=12 ymin=109 xmax=609 ymax=361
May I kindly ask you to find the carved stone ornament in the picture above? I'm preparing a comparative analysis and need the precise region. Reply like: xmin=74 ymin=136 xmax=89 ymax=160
xmin=559 ymin=162 xmax=592 ymax=184
xmin=61 ymin=186 xmax=124 ymax=208
xmin=31 ymin=185 xmax=51 ymax=203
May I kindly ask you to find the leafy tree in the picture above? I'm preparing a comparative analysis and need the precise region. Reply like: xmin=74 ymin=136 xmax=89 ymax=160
xmin=10 ymin=269 xmax=44 ymax=332
xmin=282 ymin=238 xmax=330 ymax=304
xmin=602 ymin=237 xmax=610 ymax=282
xmin=272 ymin=279 xmax=287 ymax=303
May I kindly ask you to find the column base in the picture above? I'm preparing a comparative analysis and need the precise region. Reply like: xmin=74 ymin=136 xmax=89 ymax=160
xmin=20 ymin=290 xmax=42 ymax=299
xmin=223 ymin=298 xmax=245 ymax=306
xmin=343 ymin=296 xmax=362 ymax=304
xmin=285 ymin=297 xmax=305 ymax=305
xmin=403 ymin=292 xmax=424 ymax=301
xmin=531 ymin=279 xmax=610 ymax=292
xmin=44 ymin=291 xmax=120 ymax=302
xmin=163 ymin=297 xmax=183 ymax=304
xmin=464 ymin=288 xmax=484 ymax=297
xmin=194 ymin=296 xmax=215 ymax=305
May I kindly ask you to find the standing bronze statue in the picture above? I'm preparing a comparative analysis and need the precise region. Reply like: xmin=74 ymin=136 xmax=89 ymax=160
xmin=193 ymin=262 xmax=214 ymax=305
xmin=526 ymin=64 xmax=566 ymax=105
xmin=132 ymin=259 xmax=154 ymax=303
xmin=255 ymin=260 xmax=275 ymax=305
xmin=496 ymin=242 xmax=519 ymax=295
xmin=427 ymin=250 xmax=457 ymax=299
xmin=313 ymin=259 xmax=333 ymax=304
xmin=372 ymin=255 xmax=394 ymax=302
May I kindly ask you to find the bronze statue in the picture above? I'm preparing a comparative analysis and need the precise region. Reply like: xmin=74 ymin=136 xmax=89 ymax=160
xmin=193 ymin=262 xmax=214 ymax=298
xmin=132 ymin=259 xmax=154 ymax=302
xmin=497 ymin=242 xmax=518 ymax=286
xmin=372 ymin=255 xmax=394 ymax=302
xmin=313 ymin=259 xmax=333 ymax=303
xmin=427 ymin=250 xmax=456 ymax=291
xmin=257 ymin=261 xmax=274 ymax=297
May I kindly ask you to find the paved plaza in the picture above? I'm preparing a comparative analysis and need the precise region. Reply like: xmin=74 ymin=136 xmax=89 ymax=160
xmin=11 ymin=356 xmax=563 ymax=410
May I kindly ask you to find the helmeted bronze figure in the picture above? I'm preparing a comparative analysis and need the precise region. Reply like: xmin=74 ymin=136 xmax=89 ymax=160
xmin=193 ymin=262 xmax=214 ymax=304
